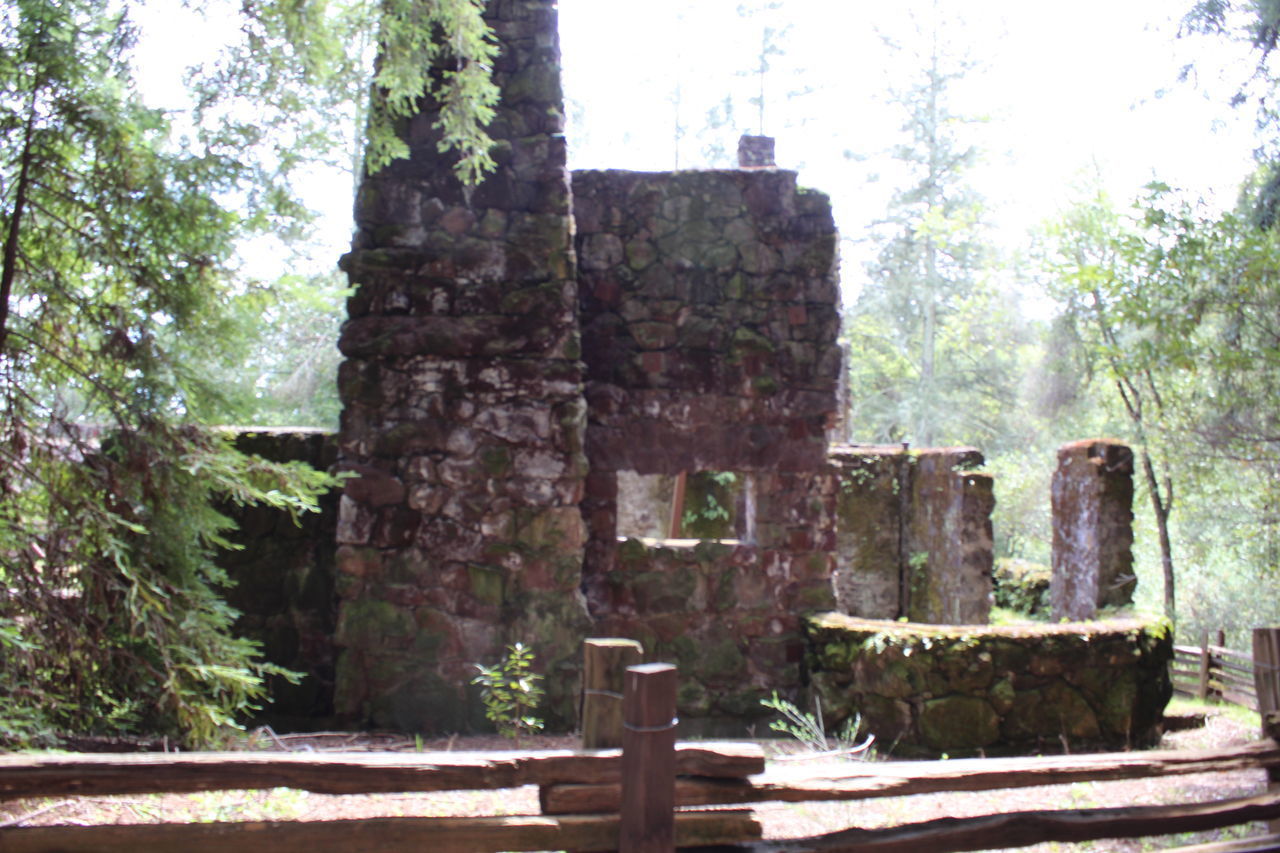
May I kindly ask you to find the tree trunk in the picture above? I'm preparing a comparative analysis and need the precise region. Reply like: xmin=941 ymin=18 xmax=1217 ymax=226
xmin=1139 ymin=449 xmax=1176 ymax=619
xmin=0 ymin=91 xmax=39 ymax=357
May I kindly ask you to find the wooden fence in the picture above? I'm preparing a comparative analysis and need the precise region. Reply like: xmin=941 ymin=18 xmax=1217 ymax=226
xmin=2 ymin=631 xmax=1280 ymax=852
xmin=1171 ymin=629 xmax=1261 ymax=710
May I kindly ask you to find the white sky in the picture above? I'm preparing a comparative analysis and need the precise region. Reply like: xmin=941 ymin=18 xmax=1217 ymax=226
xmin=135 ymin=0 xmax=1262 ymax=296
xmin=560 ymin=0 xmax=1260 ymax=300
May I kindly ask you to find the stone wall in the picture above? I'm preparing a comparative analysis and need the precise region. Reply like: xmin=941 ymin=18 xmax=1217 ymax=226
xmin=332 ymin=0 xmax=590 ymax=732
xmin=830 ymin=445 xmax=994 ymax=624
xmin=217 ymin=429 xmax=340 ymax=728
xmin=591 ymin=468 xmax=836 ymax=734
xmin=574 ymin=168 xmax=841 ymax=601
xmin=574 ymin=169 xmax=843 ymax=476
xmin=571 ymin=168 xmax=843 ymax=730
xmin=213 ymin=0 xmax=1154 ymax=742
xmin=808 ymin=614 xmax=1172 ymax=756
xmin=1051 ymin=439 xmax=1136 ymax=621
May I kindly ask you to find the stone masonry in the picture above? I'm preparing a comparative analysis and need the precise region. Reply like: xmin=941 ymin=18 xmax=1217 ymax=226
xmin=303 ymin=0 xmax=1138 ymax=739
xmin=217 ymin=428 xmax=339 ymax=729
xmin=1051 ymin=439 xmax=1136 ymax=621
xmin=333 ymin=0 xmax=589 ymax=731
xmin=572 ymin=169 xmax=843 ymax=730
xmin=809 ymin=614 xmax=1172 ymax=756
xmin=830 ymin=445 xmax=994 ymax=624
xmin=573 ymin=169 xmax=842 ymax=477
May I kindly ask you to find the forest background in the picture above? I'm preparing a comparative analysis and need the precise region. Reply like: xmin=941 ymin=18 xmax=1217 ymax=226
xmin=2 ymin=0 xmax=1279 ymax=744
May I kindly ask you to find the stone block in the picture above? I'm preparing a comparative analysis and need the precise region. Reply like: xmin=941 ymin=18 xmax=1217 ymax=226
xmin=1050 ymin=439 xmax=1136 ymax=620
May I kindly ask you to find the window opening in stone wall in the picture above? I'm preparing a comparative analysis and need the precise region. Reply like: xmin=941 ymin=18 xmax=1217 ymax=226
xmin=615 ymin=470 xmax=755 ymax=543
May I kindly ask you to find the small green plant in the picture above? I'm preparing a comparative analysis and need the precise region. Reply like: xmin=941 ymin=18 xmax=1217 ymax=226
xmin=681 ymin=471 xmax=739 ymax=539
xmin=759 ymin=691 xmax=868 ymax=755
xmin=472 ymin=642 xmax=545 ymax=746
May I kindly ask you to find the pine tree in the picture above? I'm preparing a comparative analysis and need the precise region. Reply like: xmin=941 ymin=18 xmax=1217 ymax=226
xmin=0 ymin=0 xmax=341 ymax=745
xmin=845 ymin=8 xmax=1008 ymax=448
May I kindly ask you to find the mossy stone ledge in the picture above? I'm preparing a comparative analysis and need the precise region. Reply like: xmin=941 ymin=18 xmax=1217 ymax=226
xmin=806 ymin=613 xmax=1173 ymax=757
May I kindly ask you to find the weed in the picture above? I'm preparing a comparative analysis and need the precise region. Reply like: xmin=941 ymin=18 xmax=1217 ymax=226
xmin=759 ymin=692 xmax=871 ymax=755
xmin=472 ymin=642 xmax=545 ymax=746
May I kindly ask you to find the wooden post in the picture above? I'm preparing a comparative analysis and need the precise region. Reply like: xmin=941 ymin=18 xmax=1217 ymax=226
xmin=1254 ymin=627 xmax=1280 ymax=832
xmin=1199 ymin=630 xmax=1212 ymax=701
xmin=620 ymin=663 xmax=677 ymax=853
xmin=668 ymin=472 xmax=687 ymax=539
xmin=582 ymin=638 xmax=644 ymax=749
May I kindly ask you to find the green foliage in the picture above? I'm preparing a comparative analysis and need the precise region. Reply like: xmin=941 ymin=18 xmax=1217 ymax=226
xmin=845 ymin=15 xmax=1035 ymax=451
xmin=218 ymin=271 xmax=349 ymax=429
xmin=0 ymin=0 xmax=335 ymax=746
xmin=681 ymin=471 xmax=739 ymax=540
xmin=992 ymin=558 xmax=1052 ymax=618
xmin=1041 ymin=177 xmax=1280 ymax=625
xmin=759 ymin=691 xmax=865 ymax=754
xmin=472 ymin=642 xmax=545 ymax=745
xmin=190 ymin=0 xmax=498 ymax=188
xmin=366 ymin=0 xmax=499 ymax=184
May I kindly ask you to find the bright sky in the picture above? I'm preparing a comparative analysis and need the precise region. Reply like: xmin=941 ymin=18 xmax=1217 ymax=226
xmin=135 ymin=0 xmax=1262 ymax=297
xmin=559 ymin=0 xmax=1260 ymax=299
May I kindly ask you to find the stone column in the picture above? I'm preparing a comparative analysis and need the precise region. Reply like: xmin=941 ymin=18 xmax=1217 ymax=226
xmin=830 ymin=446 xmax=911 ymax=619
xmin=905 ymin=448 xmax=994 ymax=625
xmin=830 ymin=446 xmax=993 ymax=624
xmin=1050 ymin=439 xmax=1136 ymax=621
xmin=332 ymin=0 xmax=589 ymax=732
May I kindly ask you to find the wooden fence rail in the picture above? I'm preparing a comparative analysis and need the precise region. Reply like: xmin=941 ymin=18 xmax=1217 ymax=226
xmin=3 ymin=741 xmax=1279 ymax=852
xmin=1172 ymin=632 xmax=1260 ymax=710
xmin=4 ymin=634 xmax=1280 ymax=852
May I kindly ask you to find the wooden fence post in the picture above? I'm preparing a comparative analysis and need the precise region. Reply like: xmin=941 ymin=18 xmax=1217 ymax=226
xmin=1256 ymin=628 xmax=1280 ymax=736
xmin=582 ymin=638 xmax=644 ymax=749
xmin=620 ymin=663 xmax=678 ymax=853
xmin=668 ymin=472 xmax=687 ymax=538
xmin=1254 ymin=627 xmax=1280 ymax=833
xmin=1199 ymin=630 xmax=1211 ymax=701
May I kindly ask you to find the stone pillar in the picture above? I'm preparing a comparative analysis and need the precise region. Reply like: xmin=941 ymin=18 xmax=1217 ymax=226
xmin=830 ymin=445 xmax=993 ymax=624
xmin=1050 ymin=439 xmax=1136 ymax=621
xmin=737 ymin=134 xmax=775 ymax=168
xmin=332 ymin=0 xmax=589 ymax=732
xmin=830 ymin=446 xmax=910 ymax=619
xmin=905 ymin=448 xmax=994 ymax=625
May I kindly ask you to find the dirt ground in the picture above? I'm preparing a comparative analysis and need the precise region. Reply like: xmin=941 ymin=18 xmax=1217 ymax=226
xmin=0 ymin=709 xmax=1269 ymax=851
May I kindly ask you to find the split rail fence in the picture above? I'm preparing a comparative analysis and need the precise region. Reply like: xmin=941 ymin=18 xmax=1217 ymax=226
xmin=1172 ymin=629 xmax=1262 ymax=710
xmin=1 ymin=631 xmax=1280 ymax=853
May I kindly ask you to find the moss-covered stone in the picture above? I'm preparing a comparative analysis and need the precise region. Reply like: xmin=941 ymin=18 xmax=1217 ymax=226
xmin=920 ymin=696 xmax=1000 ymax=750
xmin=467 ymin=564 xmax=505 ymax=606
xmin=1003 ymin=682 xmax=1100 ymax=742
xmin=336 ymin=600 xmax=415 ymax=649
xmin=988 ymin=677 xmax=1016 ymax=714
xmin=695 ymin=636 xmax=748 ymax=686
xmin=805 ymin=613 xmax=1172 ymax=755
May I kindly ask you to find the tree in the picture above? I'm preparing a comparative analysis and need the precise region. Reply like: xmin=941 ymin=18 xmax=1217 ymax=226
xmin=845 ymin=7 xmax=1018 ymax=449
xmin=0 ymin=0 xmax=342 ymax=745
xmin=1042 ymin=176 xmax=1280 ymax=627
xmin=0 ymin=0 xmax=507 ymax=744
xmin=1041 ymin=189 xmax=1183 ymax=619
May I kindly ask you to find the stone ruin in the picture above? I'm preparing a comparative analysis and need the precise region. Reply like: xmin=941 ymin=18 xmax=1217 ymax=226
xmin=1051 ymin=439 xmax=1137 ymax=620
xmin=218 ymin=0 xmax=1151 ymax=743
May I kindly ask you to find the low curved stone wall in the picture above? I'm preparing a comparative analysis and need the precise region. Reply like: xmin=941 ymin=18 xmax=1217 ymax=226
xmin=807 ymin=614 xmax=1172 ymax=757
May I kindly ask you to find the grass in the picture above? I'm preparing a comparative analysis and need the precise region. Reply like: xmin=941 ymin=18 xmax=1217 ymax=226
xmin=1166 ymin=695 xmax=1261 ymax=731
